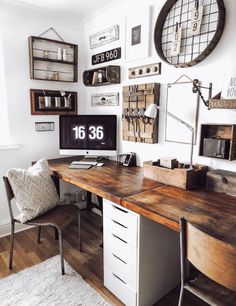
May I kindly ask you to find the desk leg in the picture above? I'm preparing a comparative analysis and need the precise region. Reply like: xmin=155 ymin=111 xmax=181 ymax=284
xmin=87 ymin=191 xmax=92 ymax=211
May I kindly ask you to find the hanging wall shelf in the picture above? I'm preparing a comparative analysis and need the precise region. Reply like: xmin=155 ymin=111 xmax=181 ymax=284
xmin=28 ymin=36 xmax=78 ymax=82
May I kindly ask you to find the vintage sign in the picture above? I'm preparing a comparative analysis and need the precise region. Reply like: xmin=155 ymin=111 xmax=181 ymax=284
xmin=92 ymin=47 xmax=121 ymax=65
xmin=91 ymin=93 xmax=119 ymax=106
xmin=89 ymin=25 xmax=119 ymax=49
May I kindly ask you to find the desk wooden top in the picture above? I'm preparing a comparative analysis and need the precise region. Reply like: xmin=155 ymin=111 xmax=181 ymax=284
xmin=122 ymin=185 xmax=236 ymax=246
xmin=48 ymin=157 xmax=162 ymax=205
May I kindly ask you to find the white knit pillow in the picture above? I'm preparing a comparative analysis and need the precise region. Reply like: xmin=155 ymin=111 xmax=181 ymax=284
xmin=7 ymin=158 xmax=60 ymax=223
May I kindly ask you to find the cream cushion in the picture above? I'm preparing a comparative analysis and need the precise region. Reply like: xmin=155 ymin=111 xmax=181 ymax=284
xmin=7 ymin=158 xmax=60 ymax=223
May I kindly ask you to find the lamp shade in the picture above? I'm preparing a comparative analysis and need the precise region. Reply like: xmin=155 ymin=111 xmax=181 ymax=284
xmin=144 ymin=104 xmax=158 ymax=119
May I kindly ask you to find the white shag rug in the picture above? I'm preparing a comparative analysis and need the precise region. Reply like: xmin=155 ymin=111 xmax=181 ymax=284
xmin=0 ymin=256 xmax=111 ymax=306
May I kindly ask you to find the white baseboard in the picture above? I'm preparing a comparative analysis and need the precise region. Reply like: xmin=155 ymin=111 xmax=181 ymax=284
xmin=0 ymin=222 xmax=33 ymax=238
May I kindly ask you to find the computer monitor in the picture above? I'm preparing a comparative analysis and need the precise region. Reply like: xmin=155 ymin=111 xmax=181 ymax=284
xmin=59 ymin=115 xmax=117 ymax=156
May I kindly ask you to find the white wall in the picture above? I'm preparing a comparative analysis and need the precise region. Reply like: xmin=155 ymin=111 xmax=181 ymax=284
xmin=0 ymin=10 xmax=84 ymax=234
xmin=81 ymin=0 xmax=236 ymax=170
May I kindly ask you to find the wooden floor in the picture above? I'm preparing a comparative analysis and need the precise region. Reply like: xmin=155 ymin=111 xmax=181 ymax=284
xmin=0 ymin=210 xmax=207 ymax=306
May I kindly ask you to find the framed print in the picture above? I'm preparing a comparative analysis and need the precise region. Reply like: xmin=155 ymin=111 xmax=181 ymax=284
xmin=125 ymin=6 xmax=151 ymax=62
xmin=91 ymin=93 xmax=119 ymax=106
xmin=165 ymin=75 xmax=199 ymax=144
xmin=89 ymin=25 xmax=119 ymax=49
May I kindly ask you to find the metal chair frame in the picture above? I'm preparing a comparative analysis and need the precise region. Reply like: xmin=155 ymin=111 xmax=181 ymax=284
xmin=3 ymin=176 xmax=82 ymax=275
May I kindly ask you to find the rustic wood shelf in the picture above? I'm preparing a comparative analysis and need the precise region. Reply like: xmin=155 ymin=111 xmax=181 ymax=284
xmin=30 ymin=89 xmax=77 ymax=115
xmin=209 ymin=99 xmax=236 ymax=109
xmin=29 ymin=36 xmax=78 ymax=82
xmin=83 ymin=65 xmax=120 ymax=86
xmin=199 ymin=124 xmax=236 ymax=161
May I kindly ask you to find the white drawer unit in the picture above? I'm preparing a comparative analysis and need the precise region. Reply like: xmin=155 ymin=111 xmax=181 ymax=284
xmin=103 ymin=199 xmax=181 ymax=306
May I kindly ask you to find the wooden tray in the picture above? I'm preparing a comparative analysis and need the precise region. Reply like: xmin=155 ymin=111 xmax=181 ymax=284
xmin=143 ymin=160 xmax=208 ymax=190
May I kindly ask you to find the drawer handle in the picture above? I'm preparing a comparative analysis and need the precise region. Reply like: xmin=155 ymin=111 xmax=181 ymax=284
xmin=112 ymin=233 xmax=128 ymax=244
xmin=112 ymin=253 xmax=127 ymax=264
xmin=112 ymin=219 xmax=128 ymax=229
xmin=112 ymin=205 xmax=128 ymax=213
xmin=112 ymin=272 xmax=127 ymax=284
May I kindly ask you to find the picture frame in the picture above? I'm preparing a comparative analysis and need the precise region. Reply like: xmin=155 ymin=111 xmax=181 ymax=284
xmin=89 ymin=25 xmax=119 ymax=49
xmin=165 ymin=75 xmax=200 ymax=145
xmin=91 ymin=92 xmax=119 ymax=106
xmin=125 ymin=7 xmax=151 ymax=62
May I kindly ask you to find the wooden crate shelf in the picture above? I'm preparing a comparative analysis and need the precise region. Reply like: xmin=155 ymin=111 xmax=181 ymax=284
xmin=30 ymin=89 xmax=77 ymax=115
xmin=209 ymin=99 xmax=236 ymax=109
xmin=83 ymin=65 xmax=120 ymax=86
xmin=29 ymin=36 xmax=78 ymax=82
xmin=199 ymin=124 xmax=236 ymax=161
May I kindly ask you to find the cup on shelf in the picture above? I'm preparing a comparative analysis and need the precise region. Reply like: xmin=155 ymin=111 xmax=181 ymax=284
xmin=57 ymin=47 xmax=62 ymax=60
xmin=54 ymin=97 xmax=61 ymax=108
xmin=63 ymin=49 xmax=67 ymax=61
xmin=52 ymin=72 xmax=60 ymax=81
xmin=43 ymin=50 xmax=49 ymax=58
xmin=38 ymin=96 xmax=45 ymax=109
xmin=44 ymin=96 xmax=52 ymax=108
xmin=64 ymin=96 xmax=71 ymax=108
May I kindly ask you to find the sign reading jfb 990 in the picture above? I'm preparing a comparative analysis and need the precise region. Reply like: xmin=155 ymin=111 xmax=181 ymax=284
xmin=92 ymin=47 xmax=121 ymax=65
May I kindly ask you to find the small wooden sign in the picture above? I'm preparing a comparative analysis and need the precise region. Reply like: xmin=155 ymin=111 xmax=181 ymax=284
xmin=89 ymin=25 xmax=119 ymax=49
xmin=92 ymin=47 xmax=121 ymax=65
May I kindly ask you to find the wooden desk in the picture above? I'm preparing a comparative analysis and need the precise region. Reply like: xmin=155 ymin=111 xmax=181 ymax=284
xmin=122 ymin=185 xmax=236 ymax=246
xmin=48 ymin=157 xmax=236 ymax=246
xmin=48 ymin=157 xmax=162 ymax=205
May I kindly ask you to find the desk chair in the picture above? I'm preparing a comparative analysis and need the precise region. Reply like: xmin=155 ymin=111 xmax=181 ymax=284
xmin=178 ymin=218 xmax=236 ymax=306
xmin=3 ymin=176 xmax=82 ymax=275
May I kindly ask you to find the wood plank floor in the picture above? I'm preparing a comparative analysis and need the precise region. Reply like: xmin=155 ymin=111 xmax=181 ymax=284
xmin=0 ymin=210 xmax=207 ymax=306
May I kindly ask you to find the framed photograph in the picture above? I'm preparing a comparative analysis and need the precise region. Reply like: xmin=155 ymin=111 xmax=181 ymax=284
xmin=89 ymin=25 xmax=119 ymax=49
xmin=91 ymin=93 xmax=119 ymax=106
xmin=125 ymin=7 xmax=151 ymax=62
xmin=165 ymin=75 xmax=199 ymax=145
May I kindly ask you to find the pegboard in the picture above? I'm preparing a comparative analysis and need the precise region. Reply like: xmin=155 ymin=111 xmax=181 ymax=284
xmin=122 ymin=83 xmax=160 ymax=143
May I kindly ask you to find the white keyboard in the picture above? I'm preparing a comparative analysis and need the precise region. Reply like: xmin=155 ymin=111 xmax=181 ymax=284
xmin=71 ymin=161 xmax=98 ymax=166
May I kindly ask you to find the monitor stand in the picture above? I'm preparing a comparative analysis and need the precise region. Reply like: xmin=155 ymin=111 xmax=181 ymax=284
xmin=80 ymin=156 xmax=99 ymax=163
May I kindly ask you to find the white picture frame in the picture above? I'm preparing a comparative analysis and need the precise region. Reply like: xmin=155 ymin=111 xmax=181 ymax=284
xmin=165 ymin=75 xmax=200 ymax=144
xmin=89 ymin=25 xmax=119 ymax=49
xmin=91 ymin=93 xmax=119 ymax=106
xmin=125 ymin=6 xmax=151 ymax=62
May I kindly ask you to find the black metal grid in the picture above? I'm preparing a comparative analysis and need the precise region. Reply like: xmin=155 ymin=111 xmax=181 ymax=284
xmin=161 ymin=0 xmax=219 ymax=66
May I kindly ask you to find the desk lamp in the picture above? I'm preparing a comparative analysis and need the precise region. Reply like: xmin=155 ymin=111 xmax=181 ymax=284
xmin=144 ymin=104 xmax=194 ymax=170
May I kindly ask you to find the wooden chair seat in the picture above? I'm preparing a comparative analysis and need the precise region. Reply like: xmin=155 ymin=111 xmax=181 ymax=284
xmin=186 ymin=274 xmax=236 ymax=306
xmin=24 ymin=204 xmax=79 ymax=231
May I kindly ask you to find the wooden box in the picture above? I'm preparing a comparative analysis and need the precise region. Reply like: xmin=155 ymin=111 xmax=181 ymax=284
xmin=143 ymin=161 xmax=208 ymax=190
xmin=206 ymin=169 xmax=236 ymax=197
xmin=199 ymin=124 xmax=236 ymax=161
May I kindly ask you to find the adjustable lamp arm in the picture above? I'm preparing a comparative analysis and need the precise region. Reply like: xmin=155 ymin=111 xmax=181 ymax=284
xmin=145 ymin=104 xmax=194 ymax=170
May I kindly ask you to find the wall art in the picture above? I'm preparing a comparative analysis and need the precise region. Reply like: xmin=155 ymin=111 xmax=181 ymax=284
xmin=89 ymin=25 xmax=119 ymax=49
xmin=92 ymin=47 xmax=121 ymax=65
xmin=91 ymin=92 xmax=119 ymax=106
xmin=125 ymin=7 xmax=151 ymax=62
xmin=128 ymin=63 xmax=161 ymax=79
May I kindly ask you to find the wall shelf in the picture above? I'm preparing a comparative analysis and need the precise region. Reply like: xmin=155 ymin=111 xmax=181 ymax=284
xmin=30 ymin=89 xmax=77 ymax=115
xmin=83 ymin=65 xmax=120 ymax=86
xmin=199 ymin=124 xmax=236 ymax=161
xmin=209 ymin=99 xmax=236 ymax=109
xmin=29 ymin=36 xmax=78 ymax=82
